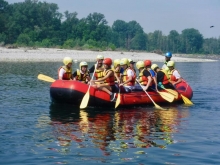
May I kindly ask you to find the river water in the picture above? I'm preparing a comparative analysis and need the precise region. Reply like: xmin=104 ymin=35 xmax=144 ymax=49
xmin=0 ymin=61 xmax=220 ymax=165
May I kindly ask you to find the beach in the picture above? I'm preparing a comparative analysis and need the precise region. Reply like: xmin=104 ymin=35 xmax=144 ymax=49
xmin=0 ymin=47 xmax=217 ymax=62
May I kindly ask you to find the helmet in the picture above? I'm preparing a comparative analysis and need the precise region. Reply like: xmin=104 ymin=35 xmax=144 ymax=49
xmin=167 ymin=61 xmax=175 ymax=67
xmin=79 ymin=61 xmax=88 ymax=69
xmin=151 ymin=64 xmax=159 ymax=70
xmin=114 ymin=59 xmax=120 ymax=68
xmin=63 ymin=57 xmax=73 ymax=65
xmin=144 ymin=60 xmax=152 ymax=67
xmin=103 ymin=58 xmax=112 ymax=66
xmin=136 ymin=61 xmax=145 ymax=69
xmin=165 ymin=52 xmax=172 ymax=58
xmin=120 ymin=58 xmax=129 ymax=65
xmin=164 ymin=66 xmax=169 ymax=72
xmin=128 ymin=58 xmax=135 ymax=64
xmin=96 ymin=55 xmax=104 ymax=60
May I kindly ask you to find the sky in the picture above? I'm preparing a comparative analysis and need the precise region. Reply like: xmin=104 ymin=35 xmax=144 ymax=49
xmin=7 ymin=0 xmax=220 ymax=38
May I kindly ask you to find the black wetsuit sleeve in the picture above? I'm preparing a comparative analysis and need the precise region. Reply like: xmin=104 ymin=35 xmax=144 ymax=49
xmin=157 ymin=71 xmax=164 ymax=82
xmin=143 ymin=70 xmax=150 ymax=77
xmin=72 ymin=71 xmax=77 ymax=77
xmin=89 ymin=65 xmax=95 ymax=73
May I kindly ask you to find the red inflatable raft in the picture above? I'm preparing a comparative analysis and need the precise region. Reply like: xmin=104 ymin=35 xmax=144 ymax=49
xmin=50 ymin=79 xmax=193 ymax=107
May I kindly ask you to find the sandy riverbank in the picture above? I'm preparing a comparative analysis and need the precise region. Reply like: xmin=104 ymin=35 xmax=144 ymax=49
xmin=0 ymin=47 xmax=218 ymax=62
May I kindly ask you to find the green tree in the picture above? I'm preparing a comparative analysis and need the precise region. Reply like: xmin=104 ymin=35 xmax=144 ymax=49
xmin=180 ymin=28 xmax=203 ymax=53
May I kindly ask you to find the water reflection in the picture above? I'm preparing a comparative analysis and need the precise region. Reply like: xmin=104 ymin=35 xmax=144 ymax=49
xmin=48 ymin=104 xmax=189 ymax=156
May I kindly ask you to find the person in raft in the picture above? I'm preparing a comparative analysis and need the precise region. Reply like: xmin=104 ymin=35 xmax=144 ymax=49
xmin=128 ymin=59 xmax=136 ymax=73
xmin=73 ymin=61 xmax=91 ymax=84
xmin=162 ymin=52 xmax=172 ymax=69
xmin=151 ymin=64 xmax=174 ymax=89
xmin=167 ymin=61 xmax=182 ymax=86
xmin=135 ymin=61 xmax=153 ymax=91
xmin=89 ymin=55 xmax=105 ymax=80
xmin=144 ymin=60 xmax=158 ymax=91
xmin=58 ymin=57 xmax=73 ymax=80
xmin=119 ymin=58 xmax=136 ymax=92
xmin=90 ymin=58 xmax=117 ymax=102
xmin=112 ymin=59 xmax=121 ymax=84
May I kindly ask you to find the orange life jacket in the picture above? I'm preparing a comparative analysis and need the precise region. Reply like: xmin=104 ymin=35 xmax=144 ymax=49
xmin=94 ymin=64 xmax=104 ymax=80
xmin=103 ymin=69 xmax=115 ymax=85
xmin=122 ymin=68 xmax=136 ymax=86
xmin=58 ymin=66 xmax=72 ymax=80
xmin=139 ymin=68 xmax=153 ymax=86
xmin=160 ymin=69 xmax=170 ymax=84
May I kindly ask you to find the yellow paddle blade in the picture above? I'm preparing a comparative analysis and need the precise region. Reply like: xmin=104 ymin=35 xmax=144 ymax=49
xmin=154 ymin=102 xmax=165 ymax=110
xmin=37 ymin=74 xmax=55 ymax=82
xmin=115 ymin=94 xmax=121 ymax=109
xmin=158 ymin=91 xmax=175 ymax=103
xmin=80 ymin=91 xmax=90 ymax=109
xmin=165 ymin=89 xmax=178 ymax=99
xmin=181 ymin=94 xmax=193 ymax=105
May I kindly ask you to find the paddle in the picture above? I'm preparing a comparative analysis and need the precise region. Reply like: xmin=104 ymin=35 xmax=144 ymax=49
xmin=115 ymin=88 xmax=120 ymax=109
xmin=151 ymin=88 xmax=174 ymax=103
xmin=158 ymin=85 xmax=178 ymax=99
xmin=79 ymin=62 xmax=97 ymax=109
xmin=136 ymin=80 xmax=164 ymax=110
xmin=173 ymin=85 xmax=193 ymax=105
xmin=38 ymin=74 xmax=55 ymax=83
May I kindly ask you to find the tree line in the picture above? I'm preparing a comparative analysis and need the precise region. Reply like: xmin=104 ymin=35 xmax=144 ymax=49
xmin=0 ymin=0 xmax=219 ymax=55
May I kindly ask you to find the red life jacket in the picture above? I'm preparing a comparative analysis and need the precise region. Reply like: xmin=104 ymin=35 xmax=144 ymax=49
xmin=103 ymin=69 xmax=115 ymax=85
xmin=122 ymin=68 xmax=136 ymax=86
xmin=58 ymin=66 xmax=72 ymax=80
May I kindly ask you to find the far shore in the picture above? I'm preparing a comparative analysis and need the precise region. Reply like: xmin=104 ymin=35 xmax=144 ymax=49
xmin=0 ymin=47 xmax=218 ymax=62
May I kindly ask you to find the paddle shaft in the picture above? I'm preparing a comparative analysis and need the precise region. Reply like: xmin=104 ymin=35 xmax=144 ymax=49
xmin=136 ymin=80 xmax=162 ymax=108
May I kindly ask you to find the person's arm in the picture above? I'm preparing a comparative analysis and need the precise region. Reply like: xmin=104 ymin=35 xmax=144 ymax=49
xmin=143 ymin=76 xmax=153 ymax=91
xmin=58 ymin=68 xmax=65 ymax=80
xmin=172 ymin=70 xmax=182 ymax=85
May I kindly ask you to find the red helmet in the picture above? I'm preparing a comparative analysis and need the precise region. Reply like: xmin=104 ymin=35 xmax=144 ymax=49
xmin=144 ymin=60 xmax=152 ymax=67
xmin=103 ymin=58 xmax=112 ymax=66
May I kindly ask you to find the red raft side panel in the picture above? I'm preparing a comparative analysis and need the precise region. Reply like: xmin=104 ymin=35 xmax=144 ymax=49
xmin=50 ymin=80 xmax=193 ymax=107
xmin=175 ymin=79 xmax=193 ymax=99
xmin=50 ymin=80 xmax=114 ymax=106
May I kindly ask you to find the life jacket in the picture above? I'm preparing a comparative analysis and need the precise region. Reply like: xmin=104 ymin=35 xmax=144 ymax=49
xmin=139 ymin=68 xmax=153 ymax=86
xmin=75 ymin=69 xmax=90 ymax=84
xmin=58 ymin=66 xmax=72 ymax=80
xmin=160 ymin=69 xmax=170 ymax=84
xmin=122 ymin=68 xmax=136 ymax=86
xmin=103 ymin=69 xmax=115 ymax=85
xmin=94 ymin=64 xmax=104 ymax=80
xmin=168 ymin=69 xmax=180 ymax=82
xmin=112 ymin=66 xmax=120 ymax=81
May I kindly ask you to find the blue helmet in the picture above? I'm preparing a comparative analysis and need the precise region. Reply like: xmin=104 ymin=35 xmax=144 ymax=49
xmin=165 ymin=52 xmax=172 ymax=58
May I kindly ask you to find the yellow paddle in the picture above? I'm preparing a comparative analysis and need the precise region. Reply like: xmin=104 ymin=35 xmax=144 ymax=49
xmin=136 ymin=80 xmax=164 ymax=110
xmin=155 ymin=90 xmax=175 ymax=103
xmin=37 ymin=74 xmax=55 ymax=83
xmin=79 ymin=62 xmax=97 ymax=109
xmin=115 ymin=88 xmax=121 ymax=109
xmin=159 ymin=86 xmax=178 ymax=99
